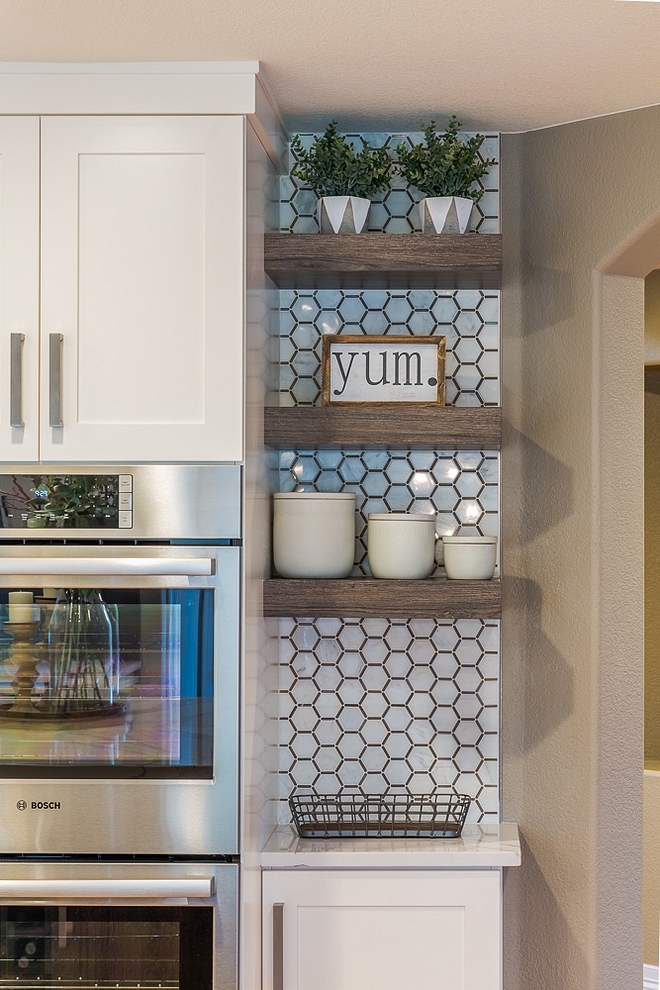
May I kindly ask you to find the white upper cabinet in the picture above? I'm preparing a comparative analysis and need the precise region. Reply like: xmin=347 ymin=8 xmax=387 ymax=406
xmin=40 ymin=115 xmax=245 ymax=463
xmin=0 ymin=113 xmax=246 ymax=464
xmin=0 ymin=117 xmax=40 ymax=462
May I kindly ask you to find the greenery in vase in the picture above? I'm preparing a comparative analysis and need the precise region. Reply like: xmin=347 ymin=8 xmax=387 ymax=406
xmin=396 ymin=116 xmax=497 ymax=201
xmin=290 ymin=122 xmax=393 ymax=199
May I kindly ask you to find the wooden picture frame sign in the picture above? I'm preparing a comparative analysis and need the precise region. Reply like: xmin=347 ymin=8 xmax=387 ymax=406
xmin=322 ymin=335 xmax=446 ymax=407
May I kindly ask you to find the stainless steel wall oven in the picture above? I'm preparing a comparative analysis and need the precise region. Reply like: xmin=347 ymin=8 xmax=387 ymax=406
xmin=0 ymin=465 xmax=241 ymax=858
xmin=0 ymin=860 xmax=237 ymax=990
xmin=0 ymin=466 xmax=241 ymax=987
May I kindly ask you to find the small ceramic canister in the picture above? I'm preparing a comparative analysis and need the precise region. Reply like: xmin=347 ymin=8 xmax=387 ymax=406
xmin=273 ymin=492 xmax=355 ymax=579
xmin=367 ymin=512 xmax=436 ymax=580
xmin=442 ymin=535 xmax=498 ymax=580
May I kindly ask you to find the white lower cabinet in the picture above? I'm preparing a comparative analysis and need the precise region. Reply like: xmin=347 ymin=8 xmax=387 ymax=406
xmin=262 ymin=869 xmax=502 ymax=990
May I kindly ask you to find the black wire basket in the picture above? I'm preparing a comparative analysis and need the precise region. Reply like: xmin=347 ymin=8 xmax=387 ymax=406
xmin=289 ymin=791 xmax=471 ymax=839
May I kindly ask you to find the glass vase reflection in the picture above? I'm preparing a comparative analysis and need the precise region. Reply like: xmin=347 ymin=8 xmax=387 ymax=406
xmin=46 ymin=590 xmax=120 ymax=715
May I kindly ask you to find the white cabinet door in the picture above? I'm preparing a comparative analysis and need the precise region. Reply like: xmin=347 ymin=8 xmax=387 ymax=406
xmin=262 ymin=869 xmax=501 ymax=990
xmin=0 ymin=117 xmax=40 ymax=462
xmin=40 ymin=116 xmax=245 ymax=463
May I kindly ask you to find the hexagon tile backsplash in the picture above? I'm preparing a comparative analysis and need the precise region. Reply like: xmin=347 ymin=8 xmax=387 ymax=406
xmin=277 ymin=618 xmax=500 ymax=824
xmin=273 ymin=133 xmax=501 ymax=825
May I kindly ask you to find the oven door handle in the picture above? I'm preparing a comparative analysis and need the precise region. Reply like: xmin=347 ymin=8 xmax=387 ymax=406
xmin=0 ymin=558 xmax=215 ymax=576
xmin=0 ymin=878 xmax=215 ymax=898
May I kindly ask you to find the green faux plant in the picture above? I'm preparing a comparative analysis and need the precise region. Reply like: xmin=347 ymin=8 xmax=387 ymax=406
xmin=396 ymin=116 xmax=497 ymax=201
xmin=290 ymin=122 xmax=392 ymax=199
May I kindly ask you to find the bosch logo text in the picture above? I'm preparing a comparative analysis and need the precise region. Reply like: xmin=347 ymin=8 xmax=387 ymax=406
xmin=16 ymin=800 xmax=60 ymax=810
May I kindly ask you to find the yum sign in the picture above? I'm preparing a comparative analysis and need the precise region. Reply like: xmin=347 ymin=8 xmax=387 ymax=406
xmin=322 ymin=335 xmax=446 ymax=406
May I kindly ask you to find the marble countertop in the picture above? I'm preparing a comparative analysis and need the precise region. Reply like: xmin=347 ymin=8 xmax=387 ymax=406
xmin=261 ymin=822 xmax=521 ymax=869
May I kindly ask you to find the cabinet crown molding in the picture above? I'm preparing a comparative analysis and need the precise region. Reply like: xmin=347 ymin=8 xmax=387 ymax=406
xmin=0 ymin=60 xmax=287 ymax=170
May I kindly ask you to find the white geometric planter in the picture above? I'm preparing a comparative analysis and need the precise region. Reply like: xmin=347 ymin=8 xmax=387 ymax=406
xmin=419 ymin=196 xmax=474 ymax=234
xmin=317 ymin=196 xmax=371 ymax=234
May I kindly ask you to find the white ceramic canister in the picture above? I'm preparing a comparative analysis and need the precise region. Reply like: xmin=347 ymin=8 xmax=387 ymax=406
xmin=273 ymin=492 xmax=355 ymax=579
xmin=367 ymin=512 xmax=436 ymax=580
xmin=442 ymin=535 xmax=498 ymax=580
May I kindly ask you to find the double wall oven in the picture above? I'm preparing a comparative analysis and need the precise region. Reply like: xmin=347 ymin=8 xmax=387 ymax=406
xmin=0 ymin=465 xmax=241 ymax=989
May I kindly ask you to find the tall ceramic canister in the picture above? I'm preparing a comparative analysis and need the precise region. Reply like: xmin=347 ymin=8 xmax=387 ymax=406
xmin=367 ymin=512 xmax=436 ymax=579
xmin=273 ymin=492 xmax=356 ymax=579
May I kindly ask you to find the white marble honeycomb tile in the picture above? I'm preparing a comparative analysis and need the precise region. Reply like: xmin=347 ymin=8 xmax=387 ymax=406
xmin=277 ymin=618 xmax=500 ymax=824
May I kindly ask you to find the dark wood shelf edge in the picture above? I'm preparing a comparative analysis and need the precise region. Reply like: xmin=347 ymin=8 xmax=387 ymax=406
xmin=264 ymin=405 xmax=502 ymax=451
xmin=264 ymin=232 xmax=502 ymax=289
xmin=263 ymin=578 xmax=502 ymax=619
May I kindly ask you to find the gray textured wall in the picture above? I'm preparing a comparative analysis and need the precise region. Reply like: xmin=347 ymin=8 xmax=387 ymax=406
xmin=501 ymin=108 xmax=655 ymax=988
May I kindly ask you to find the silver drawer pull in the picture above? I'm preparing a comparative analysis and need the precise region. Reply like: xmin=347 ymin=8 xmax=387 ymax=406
xmin=49 ymin=332 xmax=63 ymax=428
xmin=10 ymin=333 xmax=24 ymax=428
xmin=273 ymin=902 xmax=284 ymax=990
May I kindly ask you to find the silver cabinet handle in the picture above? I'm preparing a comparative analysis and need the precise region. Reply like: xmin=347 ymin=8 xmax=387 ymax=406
xmin=10 ymin=333 xmax=24 ymax=428
xmin=49 ymin=333 xmax=63 ymax=428
xmin=273 ymin=902 xmax=284 ymax=990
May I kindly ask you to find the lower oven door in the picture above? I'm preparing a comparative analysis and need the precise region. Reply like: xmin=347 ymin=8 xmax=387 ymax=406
xmin=0 ymin=861 xmax=237 ymax=990
xmin=0 ymin=545 xmax=239 ymax=855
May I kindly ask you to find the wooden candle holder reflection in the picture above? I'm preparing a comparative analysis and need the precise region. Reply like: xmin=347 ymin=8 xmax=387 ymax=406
xmin=1 ymin=621 xmax=43 ymax=718
xmin=0 ymin=621 xmax=125 ymax=721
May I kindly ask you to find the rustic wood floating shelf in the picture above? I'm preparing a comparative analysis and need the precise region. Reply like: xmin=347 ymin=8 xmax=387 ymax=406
xmin=264 ymin=406 xmax=502 ymax=450
xmin=263 ymin=578 xmax=502 ymax=619
xmin=264 ymin=233 xmax=502 ymax=290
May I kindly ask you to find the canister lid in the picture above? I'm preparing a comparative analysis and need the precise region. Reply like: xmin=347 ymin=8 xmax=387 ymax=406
xmin=368 ymin=512 xmax=436 ymax=522
xmin=442 ymin=535 xmax=498 ymax=543
xmin=274 ymin=491 xmax=355 ymax=500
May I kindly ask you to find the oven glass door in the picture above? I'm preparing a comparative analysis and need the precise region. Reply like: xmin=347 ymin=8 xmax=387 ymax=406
xmin=0 ymin=905 xmax=213 ymax=989
xmin=0 ymin=545 xmax=239 ymax=853
xmin=0 ymin=586 xmax=215 ymax=778
xmin=0 ymin=544 xmax=238 ymax=781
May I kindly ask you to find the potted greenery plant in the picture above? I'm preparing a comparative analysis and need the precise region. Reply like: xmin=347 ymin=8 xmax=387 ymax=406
xmin=396 ymin=116 xmax=497 ymax=234
xmin=291 ymin=122 xmax=392 ymax=234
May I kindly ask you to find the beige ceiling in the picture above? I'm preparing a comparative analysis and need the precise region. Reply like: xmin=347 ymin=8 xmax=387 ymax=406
xmin=2 ymin=0 xmax=660 ymax=132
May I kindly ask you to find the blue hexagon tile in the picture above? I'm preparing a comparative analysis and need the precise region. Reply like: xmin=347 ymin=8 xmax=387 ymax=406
xmin=277 ymin=448 xmax=499 ymax=575
xmin=276 ymin=617 xmax=500 ymax=823
xmin=281 ymin=132 xmax=499 ymax=234
xmin=278 ymin=288 xmax=499 ymax=407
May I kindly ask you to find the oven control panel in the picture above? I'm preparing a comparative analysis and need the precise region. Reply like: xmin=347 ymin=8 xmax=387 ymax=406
xmin=0 ymin=464 xmax=241 ymax=541
xmin=0 ymin=474 xmax=133 ymax=531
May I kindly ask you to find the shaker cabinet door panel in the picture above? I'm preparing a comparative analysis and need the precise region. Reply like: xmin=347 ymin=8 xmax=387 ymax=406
xmin=262 ymin=870 xmax=502 ymax=990
xmin=40 ymin=115 xmax=245 ymax=462
xmin=0 ymin=117 xmax=40 ymax=462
